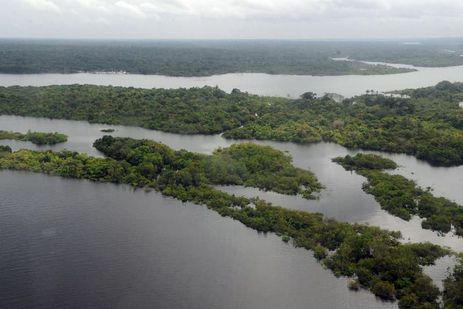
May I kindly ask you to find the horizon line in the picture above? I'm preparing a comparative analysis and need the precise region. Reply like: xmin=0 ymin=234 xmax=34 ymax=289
xmin=0 ymin=36 xmax=462 ymax=42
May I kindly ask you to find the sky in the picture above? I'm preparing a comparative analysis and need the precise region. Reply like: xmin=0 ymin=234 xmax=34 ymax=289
xmin=2 ymin=0 xmax=463 ymax=39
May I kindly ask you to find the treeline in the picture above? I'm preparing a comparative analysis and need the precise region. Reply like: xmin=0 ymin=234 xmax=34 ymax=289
xmin=1 ymin=82 xmax=463 ymax=165
xmin=0 ymin=130 xmax=67 ymax=145
xmin=334 ymin=153 xmax=463 ymax=236
xmin=0 ymin=136 xmax=452 ymax=308
xmin=0 ymin=40 xmax=413 ymax=76
xmin=0 ymin=85 xmax=271 ymax=134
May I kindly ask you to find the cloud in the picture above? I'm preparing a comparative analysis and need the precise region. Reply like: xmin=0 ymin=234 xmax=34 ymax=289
xmin=75 ymin=0 xmax=110 ymax=12
xmin=115 ymin=1 xmax=147 ymax=18
xmin=22 ymin=0 xmax=61 ymax=13
xmin=4 ymin=0 xmax=463 ymax=39
xmin=140 ymin=1 xmax=191 ymax=16
xmin=109 ymin=0 xmax=463 ymax=20
xmin=18 ymin=0 xmax=463 ymax=21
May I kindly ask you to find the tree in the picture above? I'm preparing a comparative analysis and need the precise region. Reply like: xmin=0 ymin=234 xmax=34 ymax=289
xmin=300 ymin=92 xmax=317 ymax=101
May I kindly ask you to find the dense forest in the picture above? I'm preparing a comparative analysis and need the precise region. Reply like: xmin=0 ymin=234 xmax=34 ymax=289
xmin=0 ymin=136 xmax=454 ymax=308
xmin=334 ymin=154 xmax=463 ymax=236
xmin=1 ymin=82 xmax=463 ymax=166
xmin=0 ymin=40 xmax=417 ymax=76
xmin=0 ymin=85 xmax=274 ymax=134
xmin=2 ymin=39 xmax=463 ymax=76
xmin=0 ymin=130 xmax=67 ymax=145
xmin=93 ymin=137 xmax=322 ymax=199
xmin=224 ymin=82 xmax=463 ymax=166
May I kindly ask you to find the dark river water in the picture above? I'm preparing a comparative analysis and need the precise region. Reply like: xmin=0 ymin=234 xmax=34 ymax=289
xmin=1 ymin=115 xmax=463 ymax=308
xmin=0 ymin=170 xmax=395 ymax=309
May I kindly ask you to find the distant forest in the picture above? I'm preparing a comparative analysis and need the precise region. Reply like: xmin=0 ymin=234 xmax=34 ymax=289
xmin=2 ymin=39 xmax=463 ymax=76
xmin=0 ymin=39 xmax=440 ymax=76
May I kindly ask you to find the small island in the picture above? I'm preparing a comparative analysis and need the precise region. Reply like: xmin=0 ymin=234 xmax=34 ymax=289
xmin=334 ymin=153 xmax=463 ymax=236
xmin=0 ymin=130 xmax=68 ymax=145
xmin=332 ymin=153 xmax=398 ymax=171
xmin=100 ymin=128 xmax=115 ymax=133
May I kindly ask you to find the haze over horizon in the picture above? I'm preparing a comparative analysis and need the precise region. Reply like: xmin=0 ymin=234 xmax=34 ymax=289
xmin=2 ymin=0 xmax=463 ymax=40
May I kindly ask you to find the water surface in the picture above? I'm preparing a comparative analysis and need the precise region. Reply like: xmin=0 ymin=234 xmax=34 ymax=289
xmin=1 ymin=115 xmax=462 ymax=251
xmin=1 ymin=115 xmax=462 ymax=309
xmin=0 ymin=170 xmax=396 ymax=309
xmin=1 ymin=62 xmax=463 ymax=97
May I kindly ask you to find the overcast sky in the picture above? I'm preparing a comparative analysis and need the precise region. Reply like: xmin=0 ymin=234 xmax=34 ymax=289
xmin=2 ymin=0 xmax=463 ymax=39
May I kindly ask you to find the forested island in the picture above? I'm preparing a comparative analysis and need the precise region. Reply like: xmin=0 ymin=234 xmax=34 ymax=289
xmin=334 ymin=154 xmax=463 ymax=236
xmin=0 ymin=130 xmax=68 ymax=145
xmin=0 ymin=40 xmax=419 ymax=76
xmin=0 ymin=136 xmax=457 ymax=308
xmin=1 ymin=81 xmax=462 ymax=166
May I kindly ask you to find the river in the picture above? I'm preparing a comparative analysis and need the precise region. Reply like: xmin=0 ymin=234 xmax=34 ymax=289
xmin=0 ymin=170 xmax=399 ymax=309
xmin=1 ymin=62 xmax=463 ymax=98
xmin=1 ymin=115 xmax=463 ymax=308
xmin=1 ymin=64 xmax=463 ymax=308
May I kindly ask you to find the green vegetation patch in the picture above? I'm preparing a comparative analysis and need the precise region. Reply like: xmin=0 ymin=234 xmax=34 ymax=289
xmin=0 ymin=130 xmax=67 ymax=145
xmin=225 ymin=90 xmax=463 ymax=167
xmin=0 ymin=85 xmax=277 ymax=134
xmin=334 ymin=153 xmax=463 ymax=236
xmin=206 ymin=143 xmax=322 ymax=198
xmin=333 ymin=153 xmax=398 ymax=171
xmin=93 ymin=137 xmax=322 ymax=199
